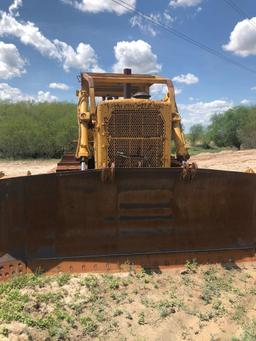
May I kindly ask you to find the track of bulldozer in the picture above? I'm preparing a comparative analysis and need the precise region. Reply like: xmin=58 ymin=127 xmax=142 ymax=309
xmin=56 ymin=152 xmax=80 ymax=172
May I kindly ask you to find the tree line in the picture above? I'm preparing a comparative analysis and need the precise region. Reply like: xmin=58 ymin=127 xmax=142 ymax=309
xmin=0 ymin=102 xmax=255 ymax=159
xmin=188 ymin=106 xmax=256 ymax=150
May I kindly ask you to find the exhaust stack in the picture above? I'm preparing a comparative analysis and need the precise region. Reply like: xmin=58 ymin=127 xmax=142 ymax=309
xmin=123 ymin=68 xmax=132 ymax=99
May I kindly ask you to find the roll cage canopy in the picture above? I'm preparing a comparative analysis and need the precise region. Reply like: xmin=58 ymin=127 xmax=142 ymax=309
xmin=80 ymin=72 xmax=174 ymax=98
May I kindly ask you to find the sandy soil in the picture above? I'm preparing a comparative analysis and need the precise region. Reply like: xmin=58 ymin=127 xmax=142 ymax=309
xmin=191 ymin=149 xmax=256 ymax=172
xmin=0 ymin=159 xmax=57 ymax=178
xmin=0 ymin=149 xmax=255 ymax=178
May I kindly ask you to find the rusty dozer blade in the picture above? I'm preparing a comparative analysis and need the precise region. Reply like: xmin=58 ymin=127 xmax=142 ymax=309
xmin=0 ymin=168 xmax=255 ymax=280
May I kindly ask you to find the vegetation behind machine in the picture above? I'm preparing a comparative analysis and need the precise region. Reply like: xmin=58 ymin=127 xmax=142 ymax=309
xmin=0 ymin=103 xmax=255 ymax=160
xmin=189 ymin=106 xmax=256 ymax=150
xmin=0 ymin=102 xmax=77 ymax=159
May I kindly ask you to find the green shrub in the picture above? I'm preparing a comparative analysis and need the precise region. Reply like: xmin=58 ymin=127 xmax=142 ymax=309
xmin=237 ymin=109 xmax=256 ymax=148
xmin=207 ymin=106 xmax=256 ymax=149
xmin=0 ymin=101 xmax=77 ymax=159
xmin=188 ymin=106 xmax=256 ymax=152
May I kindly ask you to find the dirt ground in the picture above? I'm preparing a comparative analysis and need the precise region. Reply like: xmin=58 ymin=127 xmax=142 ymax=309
xmin=0 ymin=159 xmax=57 ymax=178
xmin=191 ymin=149 xmax=256 ymax=172
xmin=0 ymin=263 xmax=256 ymax=341
xmin=0 ymin=149 xmax=256 ymax=178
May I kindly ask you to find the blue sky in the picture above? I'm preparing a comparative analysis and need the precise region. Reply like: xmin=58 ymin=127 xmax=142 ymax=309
xmin=0 ymin=0 xmax=256 ymax=129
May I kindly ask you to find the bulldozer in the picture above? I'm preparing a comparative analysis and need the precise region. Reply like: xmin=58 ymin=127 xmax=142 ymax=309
xmin=0 ymin=69 xmax=255 ymax=280
xmin=56 ymin=68 xmax=189 ymax=172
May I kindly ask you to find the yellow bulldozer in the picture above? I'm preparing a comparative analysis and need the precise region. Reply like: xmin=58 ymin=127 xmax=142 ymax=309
xmin=0 ymin=69 xmax=255 ymax=280
xmin=57 ymin=69 xmax=189 ymax=172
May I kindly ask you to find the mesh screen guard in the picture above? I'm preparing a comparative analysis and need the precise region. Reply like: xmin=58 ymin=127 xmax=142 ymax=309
xmin=104 ymin=102 xmax=166 ymax=168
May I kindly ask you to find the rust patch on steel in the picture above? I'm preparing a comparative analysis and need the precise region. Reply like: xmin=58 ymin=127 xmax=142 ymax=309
xmin=27 ymin=248 xmax=256 ymax=275
xmin=0 ymin=260 xmax=27 ymax=281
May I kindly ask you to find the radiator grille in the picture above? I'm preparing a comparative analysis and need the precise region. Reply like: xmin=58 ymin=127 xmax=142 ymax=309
xmin=106 ymin=107 xmax=165 ymax=168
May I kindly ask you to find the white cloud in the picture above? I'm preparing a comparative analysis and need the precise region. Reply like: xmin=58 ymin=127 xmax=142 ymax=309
xmin=180 ymin=99 xmax=233 ymax=127
xmin=113 ymin=40 xmax=161 ymax=74
xmin=173 ymin=73 xmax=199 ymax=85
xmin=53 ymin=40 xmax=102 ymax=72
xmin=240 ymin=99 xmax=251 ymax=105
xmin=0 ymin=11 xmax=102 ymax=72
xmin=130 ymin=11 xmax=174 ymax=37
xmin=49 ymin=82 xmax=70 ymax=90
xmin=61 ymin=0 xmax=136 ymax=15
xmin=175 ymin=87 xmax=182 ymax=95
xmin=0 ymin=83 xmax=31 ymax=101
xmin=130 ymin=15 xmax=158 ymax=37
xmin=0 ymin=12 xmax=60 ymax=59
xmin=223 ymin=18 xmax=256 ymax=57
xmin=0 ymin=41 xmax=26 ymax=79
xmin=150 ymin=84 xmax=181 ymax=99
xmin=0 ymin=83 xmax=58 ymax=102
xmin=251 ymin=86 xmax=256 ymax=92
xmin=150 ymin=84 xmax=168 ymax=99
xmin=170 ymin=0 xmax=203 ymax=8
xmin=9 ymin=0 xmax=23 ymax=17
xmin=37 ymin=91 xmax=58 ymax=102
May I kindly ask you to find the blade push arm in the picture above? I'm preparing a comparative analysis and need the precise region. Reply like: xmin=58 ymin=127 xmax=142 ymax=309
xmin=172 ymin=112 xmax=190 ymax=162
xmin=164 ymin=87 xmax=190 ymax=162
xmin=75 ymin=90 xmax=90 ymax=162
